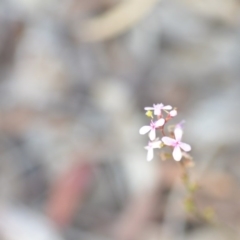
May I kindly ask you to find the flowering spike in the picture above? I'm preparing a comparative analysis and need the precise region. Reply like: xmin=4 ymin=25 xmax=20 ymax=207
xmin=140 ymin=103 xmax=191 ymax=162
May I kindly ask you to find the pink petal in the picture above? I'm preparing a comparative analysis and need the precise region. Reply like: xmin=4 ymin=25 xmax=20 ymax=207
xmin=139 ymin=126 xmax=151 ymax=135
xmin=154 ymin=103 xmax=163 ymax=108
xmin=177 ymin=120 xmax=185 ymax=128
xmin=179 ymin=142 xmax=191 ymax=152
xmin=149 ymin=129 xmax=156 ymax=140
xmin=147 ymin=148 xmax=154 ymax=161
xmin=173 ymin=146 xmax=182 ymax=161
xmin=162 ymin=105 xmax=172 ymax=110
xmin=155 ymin=118 xmax=165 ymax=127
xmin=153 ymin=104 xmax=163 ymax=115
xmin=162 ymin=137 xmax=176 ymax=146
xmin=174 ymin=127 xmax=183 ymax=141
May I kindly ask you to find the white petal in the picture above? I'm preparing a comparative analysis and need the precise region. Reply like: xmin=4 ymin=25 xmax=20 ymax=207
xmin=144 ymin=107 xmax=154 ymax=110
xmin=139 ymin=126 xmax=151 ymax=135
xmin=179 ymin=142 xmax=191 ymax=152
xmin=170 ymin=109 xmax=177 ymax=117
xmin=151 ymin=141 xmax=162 ymax=149
xmin=149 ymin=129 xmax=156 ymax=140
xmin=154 ymin=110 xmax=161 ymax=116
xmin=174 ymin=127 xmax=183 ymax=141
xmin=163 ymin=105 xmax=172 ymax=110
xmin=155 ymin=118 xmax=165 ymax=127
xmin=154 ymin=103 xmax=163 ymax=108
xmin=153 ymin=104 xmax=163 ymax=116
xmin=173 ymin=146 xmax=182 ymax=161
xmin=162 ymin=137 xmax=176 ymax=146
xmin=147 ymin=149 xmax=154 ymax=161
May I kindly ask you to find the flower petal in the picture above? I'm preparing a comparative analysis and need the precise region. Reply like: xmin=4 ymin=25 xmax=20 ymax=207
xmin=139 ymin=126 xmax=151 ymax=135
xmin=162 ymin=105 xmax=172 ymax=110
xmin=162 ymin=137 xmax=176 ymax=146
xmin=144 ymin=107 xmax=154 ymax=110
xmin=179 ymin=142 xmax=191 ymax=152
xmin=155 ymin=118 xmax=165 ymax=127
xmin=154 ymin=110 xmax=161 ymax=115
xmin=170 ymin=109 xmax=177 ymax=117
xmin=173 ymin=146 xmax=182 ymax=161
xmin=177 ymin=120 xmax=185 ymax=127
xmin=149 ymin=129 xmax=156 ymax=140
xmin=147 ymin=148 xmax=154 ymax=161
xmin=153 ymin=104 xmax=163 ymax=115
xmin=174 ymin=127 xmax=183 ymax=141
xmin=151 ymin=141 xmax=162 ymax=149
xmin=154 ymin=103 xmax=163 ymax=108
xmin=154 ymin=108 xmax=160 ymax=115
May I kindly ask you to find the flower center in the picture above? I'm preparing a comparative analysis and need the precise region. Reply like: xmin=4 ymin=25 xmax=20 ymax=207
xmin=174 ymin=141 xmax=180 ymax=147
xmin=150 ymin=121 xmax=155 ymax=129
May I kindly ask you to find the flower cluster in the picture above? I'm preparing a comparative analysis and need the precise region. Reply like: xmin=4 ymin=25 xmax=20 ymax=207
xmin=139 ymin=103 xmax=191 ymax=161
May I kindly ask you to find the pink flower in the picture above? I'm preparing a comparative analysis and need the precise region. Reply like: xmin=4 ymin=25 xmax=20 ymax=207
xmin=144 ymin=140 xmax=162 ymax=161
xmin=162 ymin=127 xmax=191 ymax=161
xmin=144 ymin=103 xmax=172 ymax=116
xmin=139 ymin=119 xmax=165 ymax=140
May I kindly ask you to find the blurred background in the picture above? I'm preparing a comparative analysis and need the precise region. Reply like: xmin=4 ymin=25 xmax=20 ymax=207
xmin=1 ymin=0 xmax=240 ymax=239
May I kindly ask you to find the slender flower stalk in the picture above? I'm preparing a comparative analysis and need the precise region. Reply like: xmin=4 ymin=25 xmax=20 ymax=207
xmin=139 ymin=103 xmax=216 ymax=225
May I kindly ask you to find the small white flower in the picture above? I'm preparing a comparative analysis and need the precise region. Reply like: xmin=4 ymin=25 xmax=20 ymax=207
xmin=144 ymin=140 xmax=162 ymax=161
xmin=145 ymin=103 xmax=172 ymax=116
xmin=139 ymin=118 xmax=165 ymax=140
